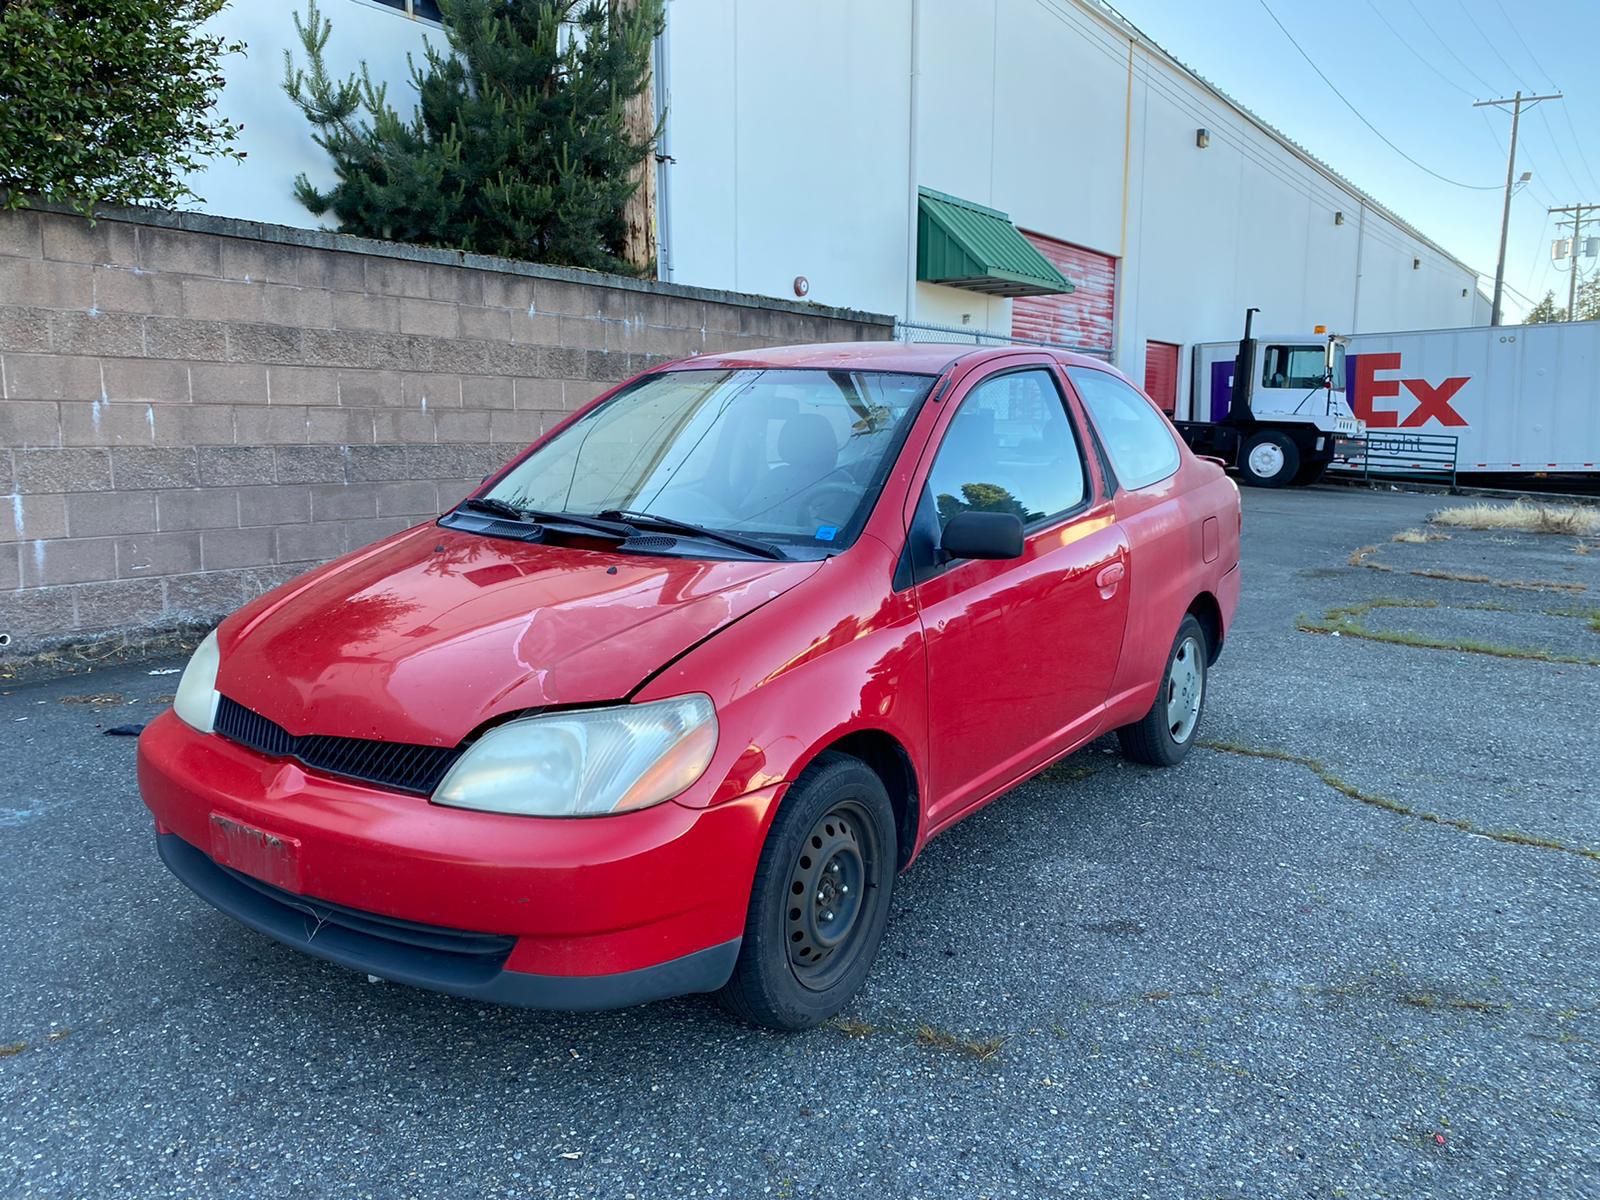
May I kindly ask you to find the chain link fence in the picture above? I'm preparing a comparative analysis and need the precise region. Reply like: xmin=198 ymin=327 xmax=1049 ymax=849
xmin=894 ymin=319 xmax=1112 ymax=360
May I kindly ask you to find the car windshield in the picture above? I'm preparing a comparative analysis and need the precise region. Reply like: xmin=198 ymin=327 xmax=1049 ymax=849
xmin=482 ymin=368 xmax=935 ymax=556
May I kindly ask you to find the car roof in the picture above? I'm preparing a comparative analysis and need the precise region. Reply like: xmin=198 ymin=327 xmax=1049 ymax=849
xmin=667 ymin=340 xmax=1119 ymax=376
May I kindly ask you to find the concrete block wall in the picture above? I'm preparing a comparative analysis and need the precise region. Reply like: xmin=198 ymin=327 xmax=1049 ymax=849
xmin=0 ymin=207 xmax=893 ymax=653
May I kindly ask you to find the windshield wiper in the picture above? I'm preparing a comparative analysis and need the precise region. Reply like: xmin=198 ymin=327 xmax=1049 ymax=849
xmin=456 ymin=498 xmax=633 ymax=537
xmin=458 ymin=496 xmax=528 ymax=521
xmin=596 ymin=509 xmax=785 ymax=560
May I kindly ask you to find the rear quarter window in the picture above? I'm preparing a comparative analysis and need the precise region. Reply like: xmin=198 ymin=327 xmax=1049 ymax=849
xmin=1067 ymin=366 xmax=1181 ymax=491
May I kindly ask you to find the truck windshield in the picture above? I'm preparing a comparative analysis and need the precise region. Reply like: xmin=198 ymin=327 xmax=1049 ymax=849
xmin=1260 ymin=345 xmax=1328 ymax=390
xmin=482 ymin=368 xmax=935 ymax=556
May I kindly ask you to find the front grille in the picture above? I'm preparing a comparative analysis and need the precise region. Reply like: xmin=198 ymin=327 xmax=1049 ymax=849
xmin=214 ymin=696 xmax=462 ymax=795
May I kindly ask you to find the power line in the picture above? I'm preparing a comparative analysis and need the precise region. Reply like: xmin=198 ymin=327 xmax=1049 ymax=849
xmin=1399 ymin=0 xmax=1497 ymax=94
xmin=1524 ymin=209 xmax=1555 ymax=293
xmin=1359 ymin=0 xmax=1475 ymax=101
xmin=1557 ymin=101 xmax=1600 ymax=196
xmin=1488 ymin=0 xmax=1559 ymax=90
xmin=1476 ymin=109 xmax=1558 ymax=209
xmin=1035 ymin=0 xmax=1489 ymax=272
xmin=1254 ymin=0 xmax=1501 ymax=191
xmin=1454 ymin=0 xmax=1526 ymax=86
xmin=1534 ymin=104 xmax=1583 ymax=198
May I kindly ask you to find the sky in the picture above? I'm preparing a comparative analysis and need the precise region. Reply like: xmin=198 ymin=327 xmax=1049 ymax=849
xmin=1102 ymin=0 xmax=1599 ymax=321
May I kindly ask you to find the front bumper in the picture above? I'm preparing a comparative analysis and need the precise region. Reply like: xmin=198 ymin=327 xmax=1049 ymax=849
xmin=138 ymin=710 xmax=779 ymax=1008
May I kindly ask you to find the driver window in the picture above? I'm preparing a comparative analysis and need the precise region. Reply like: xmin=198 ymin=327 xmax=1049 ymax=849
xmin=925 ymin=369 xmax=1087 ymax=531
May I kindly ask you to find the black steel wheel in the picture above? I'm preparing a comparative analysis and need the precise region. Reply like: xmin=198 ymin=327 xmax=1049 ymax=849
xmin=720 ymin=753 xmax=896 ymax=1030
xmin=784 ymin=799 xmax=882 ymax=991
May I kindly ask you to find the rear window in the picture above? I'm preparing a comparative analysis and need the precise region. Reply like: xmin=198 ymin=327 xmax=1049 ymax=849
xmin=1067 ymin=366 xmax=1181 ymax=491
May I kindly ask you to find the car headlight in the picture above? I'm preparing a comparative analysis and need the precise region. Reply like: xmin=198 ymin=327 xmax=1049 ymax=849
xmin=173 ymin=629 xmax=221 ymax=734
xmin=432 ymin=694 xmax=718 ymax=817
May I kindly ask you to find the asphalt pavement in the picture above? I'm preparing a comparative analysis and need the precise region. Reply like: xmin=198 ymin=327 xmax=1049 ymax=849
xmin=2 ymin=485 xmax=1597 ymax=1199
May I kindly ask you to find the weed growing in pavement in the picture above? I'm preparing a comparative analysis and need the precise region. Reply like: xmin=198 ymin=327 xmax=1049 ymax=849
xmin=1544 ymin=604 xmax=1600 ymax=632
xmin=1297 ymin=607 xmax=1600 ymax=665
xmin=1199 ymin=740 xmax=1600 ymax=862
xmin=1392 ymin=528 xmax=1451 ymax=544
xmin=1407 ymin=567 xmax=1585 ymax=593
xmin=830 ymin=1017 xmax=874 ymax=1038
xmin=914 ymin=1025 xmax=1008 ymax=1061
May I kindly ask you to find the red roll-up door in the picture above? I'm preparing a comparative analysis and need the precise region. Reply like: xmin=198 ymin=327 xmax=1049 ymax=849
xmin=1011 ymin=232 xmax=1116 ymax=354
xmin=1143 ymin=340 xmax=1180 ymax=413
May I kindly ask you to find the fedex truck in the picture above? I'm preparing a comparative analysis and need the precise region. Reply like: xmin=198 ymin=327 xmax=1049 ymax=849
xmin=1184 ymin=318 xmax=1600 ymax=484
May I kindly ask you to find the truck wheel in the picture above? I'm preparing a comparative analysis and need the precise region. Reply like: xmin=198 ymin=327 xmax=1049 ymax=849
xmin=1117 ymin=614 xmax=1208 ymax=767
xmin=1239 ymin=431 xmax=1300 ymax=487
xmin=719 ymin=753 xmax=896 ymax=1031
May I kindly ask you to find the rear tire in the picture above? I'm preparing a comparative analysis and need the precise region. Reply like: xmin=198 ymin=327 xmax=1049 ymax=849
xmin=1238 ymin=431 xmax=1300 ymax=488
xmin=1117 ymin=614 xmax=1208 ymax=767
xmin=718 ymin=753 xmax=896 ymax=1031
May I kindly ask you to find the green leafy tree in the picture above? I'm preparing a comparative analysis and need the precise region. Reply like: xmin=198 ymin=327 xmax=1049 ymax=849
xmin=936 ymin=482 xmax=1031 ymax=525
xmin=1524 ymin=291 xmax=1566 ymax=324
xmin=0 ymin=0 xmax=244 ymax=213
xmin=284 ymin=0 xmax=662 ymax=274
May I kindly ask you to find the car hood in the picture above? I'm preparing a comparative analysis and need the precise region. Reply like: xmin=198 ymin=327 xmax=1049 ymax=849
xmin=216 ymin=524 xmax=821 ymax=746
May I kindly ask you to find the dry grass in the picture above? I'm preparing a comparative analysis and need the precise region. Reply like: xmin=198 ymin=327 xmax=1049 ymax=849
xmin=1392 ymin=528 xmax=1451 ymax=544
xmin=830 ymin=1017 xmax=875 ymax=1038
xmin=1430 ymin=500 xmax=1600 ymax=536
xmin=914 ymin=1024 xmax=1008 ymax=1061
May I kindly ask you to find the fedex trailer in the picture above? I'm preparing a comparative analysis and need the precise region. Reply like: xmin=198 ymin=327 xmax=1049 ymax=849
xmin=1185 ymin=318 xmax=1600 ymax=482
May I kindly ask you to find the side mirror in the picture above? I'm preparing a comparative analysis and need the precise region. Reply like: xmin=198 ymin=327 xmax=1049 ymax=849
xmin=940 ymin=511 xmax=1024 ymax=561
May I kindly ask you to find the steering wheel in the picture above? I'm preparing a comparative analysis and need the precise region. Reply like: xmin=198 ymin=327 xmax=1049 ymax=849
xmin=800 ymin=482 xmax=861 ymax=529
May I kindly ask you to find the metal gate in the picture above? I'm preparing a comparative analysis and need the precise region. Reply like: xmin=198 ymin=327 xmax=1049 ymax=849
xmin=1329 ymin=431 xmax=1460 ymax=486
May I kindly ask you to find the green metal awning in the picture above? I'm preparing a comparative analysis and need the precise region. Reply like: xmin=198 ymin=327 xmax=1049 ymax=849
xmin=915 ymin=188 xmax=1075 ymax=298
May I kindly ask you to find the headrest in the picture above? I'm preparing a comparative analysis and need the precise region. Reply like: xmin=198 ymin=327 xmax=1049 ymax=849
xmin=778 ymin=413 xmax=838 ymax=471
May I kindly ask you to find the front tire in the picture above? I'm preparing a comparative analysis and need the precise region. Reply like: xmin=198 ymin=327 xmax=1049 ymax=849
xmin=1117 ymin=614 xmax=1208 ymax=767
xmin=1239 ymin=430 xmax=1300 ymax=487
xmin=719 ymin=753 xmax=896 ymax=1031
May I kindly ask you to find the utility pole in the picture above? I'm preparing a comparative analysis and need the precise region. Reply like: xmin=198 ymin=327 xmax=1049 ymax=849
xmin=1550 ymin=203 xmax=1600 ymax=320
xmin=1476 ymin=91 xmax=1563 ymax=326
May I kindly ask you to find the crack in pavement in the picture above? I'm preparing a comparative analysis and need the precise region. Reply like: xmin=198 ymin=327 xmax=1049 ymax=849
xmin=1198 ymin=741 xmax=1600 ymax=863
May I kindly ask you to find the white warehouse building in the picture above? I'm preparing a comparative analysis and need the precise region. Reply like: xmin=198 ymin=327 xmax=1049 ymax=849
xmin=185 ymin=0 xmax=1488 ymax=415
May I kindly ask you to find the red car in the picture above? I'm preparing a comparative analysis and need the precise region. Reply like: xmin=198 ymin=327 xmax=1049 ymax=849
xmin=139 ymin=342 xmax=1240 ymax=1030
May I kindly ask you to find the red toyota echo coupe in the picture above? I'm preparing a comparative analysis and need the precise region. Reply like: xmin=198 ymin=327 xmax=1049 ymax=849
xmin=138 ymin=342 xmax=1240 ymax=1030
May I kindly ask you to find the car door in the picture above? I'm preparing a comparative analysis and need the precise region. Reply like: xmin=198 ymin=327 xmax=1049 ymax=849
xmin=903 ymin=363 xmax=1131 ymax=830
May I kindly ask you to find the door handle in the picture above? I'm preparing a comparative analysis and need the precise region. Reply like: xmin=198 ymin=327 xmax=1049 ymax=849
xmin=1095 ymin=562 xmax=1125 ymax=589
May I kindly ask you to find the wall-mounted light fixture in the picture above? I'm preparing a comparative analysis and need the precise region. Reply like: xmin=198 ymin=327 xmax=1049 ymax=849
xmin=1334 ymin=211 xmax=1345 ymax=225
xmin=1195 ymin=128 xmax=1210 ymax=149
xmin=1413 ymin=258 xmax=1421 ymax=270
xmin=1461 ymin=288 xmax=1470 ymax=297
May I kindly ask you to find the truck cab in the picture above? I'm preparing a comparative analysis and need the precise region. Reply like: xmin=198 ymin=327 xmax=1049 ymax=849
xmin=1177 ymin=313 xmax=1363 ymax=486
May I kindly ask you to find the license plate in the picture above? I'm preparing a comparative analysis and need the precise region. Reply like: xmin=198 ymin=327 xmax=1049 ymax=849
xmin=209 ymin=814 xmax=303 ymax=893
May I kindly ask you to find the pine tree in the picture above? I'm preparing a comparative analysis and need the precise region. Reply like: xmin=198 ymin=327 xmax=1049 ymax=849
xmin=1524 ymin=291 xmax=1566 ymax=324
xmin=284 ymin=0 xmax=662 ymax=274
xmin=1577 ymin=275 xmax=1600 ymax=323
